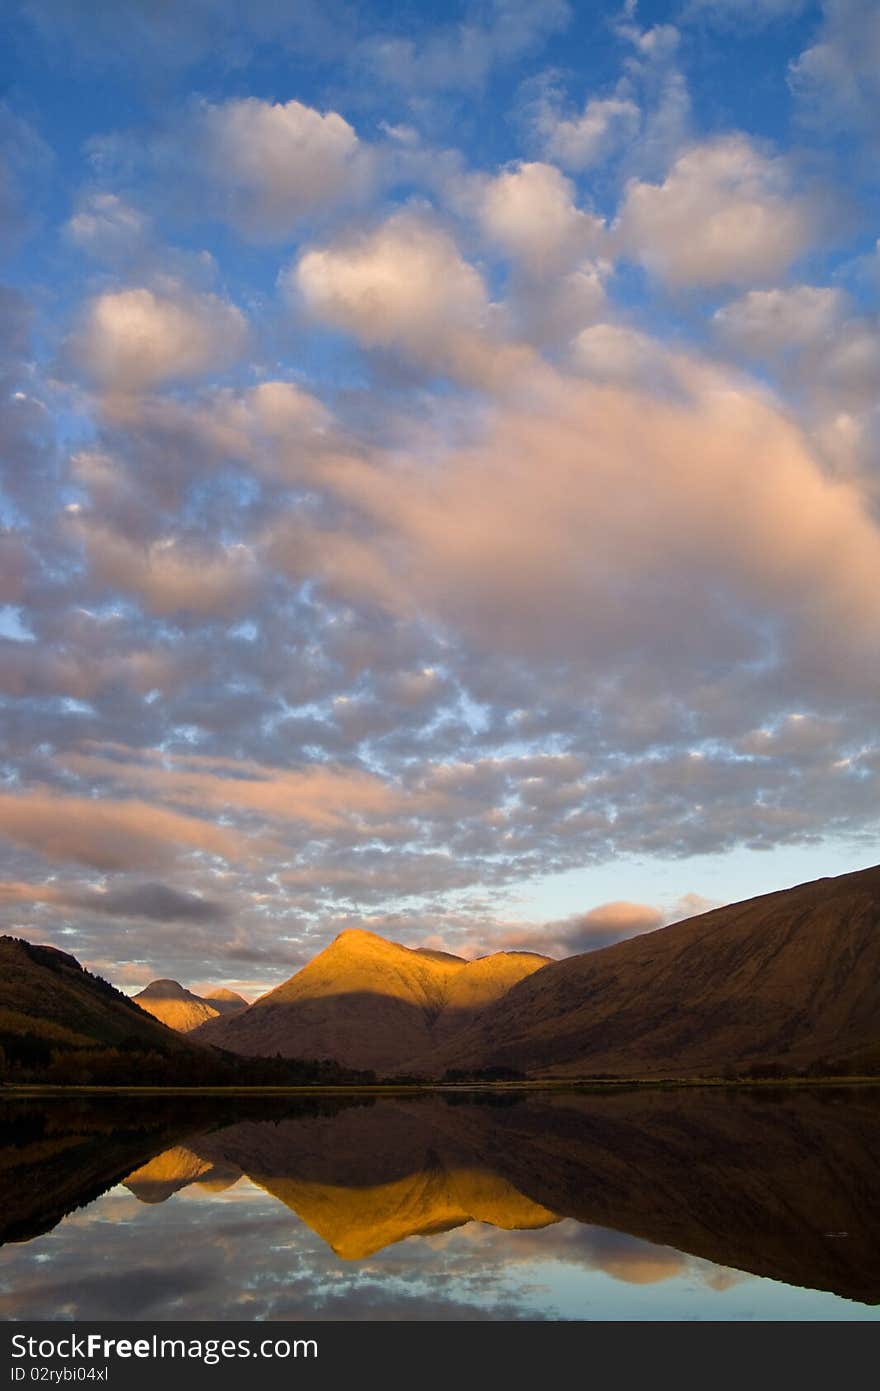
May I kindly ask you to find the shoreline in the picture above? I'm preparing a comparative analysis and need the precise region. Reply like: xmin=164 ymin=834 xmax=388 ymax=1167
xmin=2 ymin=1076 xmax=879 ymax=1097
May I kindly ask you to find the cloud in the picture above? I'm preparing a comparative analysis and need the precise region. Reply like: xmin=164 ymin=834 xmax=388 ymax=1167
xmin=488 ymin=901 xmax=664 ymax=957
xmin=266 ymin=352 xmax=880 ymax=686
xmin=190 ymin=98 xmax=372 ymax=239
xmin=738 ymin=713 xmax=843 ymax=758
xmin=554 ymin=901 xmax=664 ymax=952
xmin=714 ymin=285 xmax=847 ymax=357
xmin=817 ymin=319 xmax=880 ymax=409
xmin=476 ymin=161 xmax=604 ymax=277
xmin=66 ymin=192 xmax=151 ymax=261
xmin=0 ymin=880 xmax=65 ymax=907
xmin=789 ymin=0 xmax=880 ymax=135
xmin=58 ymin=744 xmax=400 ymax=832
xmin=415 ymin=890 xmax=719 ymax=960
xmin=289 ymin=210 xmax=495 ymax=379
xmin=0 ymin=790 xmax=245 ymax=871
xmin=0 ymin=634 xmax=177 ymax=700
xmin=570 ymin=322 xmax=671 ymax=385
xmin=0 ymin=878 xmax=229 ymax=923
xmin=70 ymin=519 xmax=260 ymax=618
xmin=509 ymin=266 xmax=609 ymax=349
xmin=616 ymin=136 xmax=819 ymax=287
xmin=360 ymin=0 xmax=571 ymax=93
xmin=0 ymin=108 xmax=52 ymax=253
xmin=0 ymin=532 xmax=32 ymax=605
xmin=71 ymin=881 xmax=231 ymax=923
xmin=536 ymin=95 xmax=641 ymax=171
xmin=76 ymin=284 xmax=249 ymax=394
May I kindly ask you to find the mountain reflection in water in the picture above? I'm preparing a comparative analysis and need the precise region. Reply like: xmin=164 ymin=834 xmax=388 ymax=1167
xmin=1 ymin=1088 xmax=878 ymax=1321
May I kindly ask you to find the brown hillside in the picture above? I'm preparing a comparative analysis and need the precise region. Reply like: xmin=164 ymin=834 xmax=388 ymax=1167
xmin=193 ymin=928 xmax=551 ymax=1071
xmin=416 ymin=865 xmax=880 ymax=1079
xmin=0 ymin=938 xmax=194 ymax=1060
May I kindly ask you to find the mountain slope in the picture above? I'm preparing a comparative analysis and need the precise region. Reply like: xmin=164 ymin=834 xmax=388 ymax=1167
xmin=202 ymin=987 xmax=249 ymax=1015
xmin=193 ymin=928 xmax=551 ymax=1071
xmin=0 ymin=937 xmax=193 ymax=1067
xmin=416 ymin=866 xmax=880 ymax=1078
xmin=133 ymin=980 xmax=221 ymax=1034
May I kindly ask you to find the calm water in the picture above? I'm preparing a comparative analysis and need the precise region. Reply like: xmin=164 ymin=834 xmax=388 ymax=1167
xmin=1 ymin=1087 xmax=878 ymax=1321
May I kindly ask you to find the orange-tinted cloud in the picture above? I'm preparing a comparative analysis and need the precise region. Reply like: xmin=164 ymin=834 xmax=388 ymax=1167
xmin=0 ymin=789 xmax=246 ymax=870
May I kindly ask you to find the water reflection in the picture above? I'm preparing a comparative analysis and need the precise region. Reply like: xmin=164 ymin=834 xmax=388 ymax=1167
xmin=1 ymin=1088 xmax=878 ymax=1320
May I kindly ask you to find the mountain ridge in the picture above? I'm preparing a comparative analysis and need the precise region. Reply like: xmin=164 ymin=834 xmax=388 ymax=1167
xmin=192 ymin=927 xmax=552 ymax=1071
xmin=411 ymin=865 xmax=880 ymax=1079
xmin=134 ymin=979 xmax=249 ymax=1033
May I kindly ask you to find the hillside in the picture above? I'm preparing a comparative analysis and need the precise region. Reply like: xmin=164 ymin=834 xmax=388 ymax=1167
xmin=133 ymin=980 xmax=221 ymax=1034
xmin=193 ymin=928 xmax=551 ymax=1071
xmin=416 ymin=865 xmax=880 ymax=1079
xmin=0 ymin=936 xmax=194 ymax=1075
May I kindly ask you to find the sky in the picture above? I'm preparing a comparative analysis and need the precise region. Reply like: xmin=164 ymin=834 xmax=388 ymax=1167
xmin=0 ymin=0 xmax=878 ymax=997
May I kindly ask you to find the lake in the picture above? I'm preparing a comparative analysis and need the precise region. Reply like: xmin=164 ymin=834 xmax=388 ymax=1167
xmin=1 ymin=1087 xmax=878 ymax=1321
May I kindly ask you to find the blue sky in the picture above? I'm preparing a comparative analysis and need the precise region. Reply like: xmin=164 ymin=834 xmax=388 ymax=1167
xmin=0 ymin=0 xmax=878 ymax=994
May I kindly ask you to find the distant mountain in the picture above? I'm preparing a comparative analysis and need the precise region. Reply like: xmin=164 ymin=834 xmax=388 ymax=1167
xmin=134 ymin=981 xmax=249 ymax=1033
xmin=202 ymin=987 xmax=249 ymax=1015
xmin=134 ymin=980 xmax=220 ymax=1033
xmin=0 ymin=937 xmax=192 ymax=1070
xmin=193 ymin=928 xmax=551 ymax=1072
xmin=417 ymin=866 xmax=880 ymax=1079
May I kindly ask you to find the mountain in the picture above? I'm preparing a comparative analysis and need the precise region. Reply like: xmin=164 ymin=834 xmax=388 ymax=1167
xmin=133 ymin=981 xmax=249 ymax=1033
xmin=0 ymin=936 xmax=192 ymax=1071
xmin=202 ymin=987 xmax=249 ymax=1015
xmin=193 ymin=928 xmax=551 ymax=1072
xmin=416 ymin=865 xmax=880 ymax=1079
xmin=134 ymin=980 xmax=221 ymax=1033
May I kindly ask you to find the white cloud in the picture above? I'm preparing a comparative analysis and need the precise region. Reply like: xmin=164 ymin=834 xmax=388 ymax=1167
xmin=570 ymin=322 xmax=671 ymax=386
xmin=77 ymin=283 xmax=248 ymax=393
xmin=789 ymin=0 xmax=880 ymax=134
xmin=288 ymin=209 xmax=494 ymax=378
xmin=714 ymin=286 xmax=847 ymax=357
xmin=193 ymin=97 xmax=371 ymax=239
xmin=538 ymin=95 xmax=640 ymax=171
xmin=361 ymin=0 xmax=571 ymax=93
xmin=261 ymin=350 xmax=880 ymax=691
xmin=477 ymin=161 xmax=604 ymax=277
xmin=616 ymin=135 xmax=818 ymax=287
xmin=820 ymin=320 xmax=880 ymax=409
xmin=511 ymin=265 xmax=609 ymax=348
xmin=66 ymin=192 xmax=150 ymax=261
